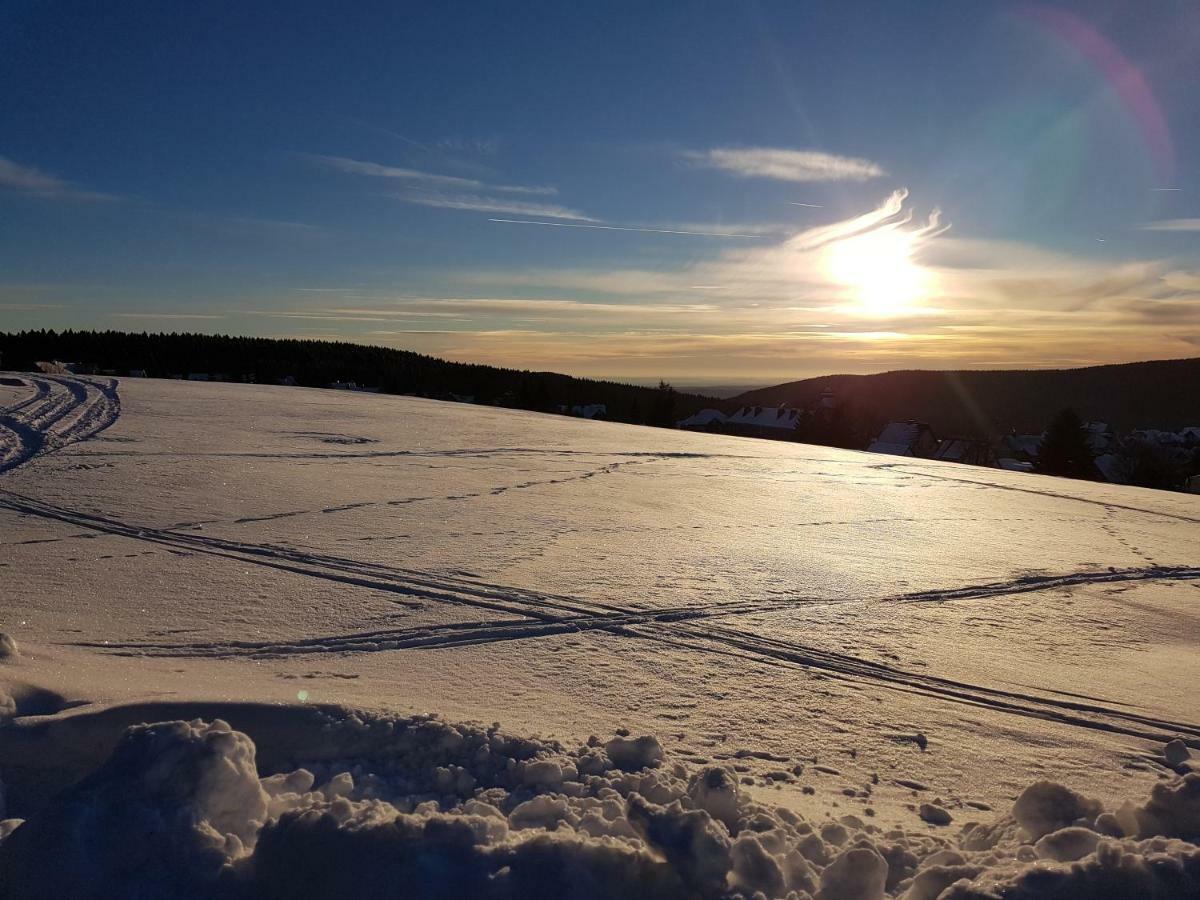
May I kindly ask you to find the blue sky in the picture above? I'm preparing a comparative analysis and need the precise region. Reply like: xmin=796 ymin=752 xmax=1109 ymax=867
xmin=2 ymin=0 xmax=1199 ymax=383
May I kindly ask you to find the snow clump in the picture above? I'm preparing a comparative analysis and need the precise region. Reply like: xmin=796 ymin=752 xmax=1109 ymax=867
xmin=0 ymin=716 xmax=1197 ymax=899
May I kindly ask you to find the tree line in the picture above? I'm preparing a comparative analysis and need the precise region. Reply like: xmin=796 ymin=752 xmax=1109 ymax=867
xmin=0 ymin=330 xmax=709 ymax=427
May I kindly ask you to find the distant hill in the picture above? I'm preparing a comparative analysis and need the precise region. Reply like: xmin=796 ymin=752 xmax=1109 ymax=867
xmin=0 ymin=330 xmax=716 ymax=427
xmin=730 ymin=358 xmax=1200 ymax=437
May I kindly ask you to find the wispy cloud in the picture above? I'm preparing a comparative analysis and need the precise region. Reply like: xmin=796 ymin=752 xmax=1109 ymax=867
xmin=0 ymin=155 xmax=120 ymax=201
xmin=401 ymin=193 xmax=596 ymax=221
xmin=486 ymin=218 xmax=772 ymax=238
xmin=109 ymin=312 xmax=227 ymax=320
xmin=307 ymin=154 xmax=556 ymax=195
xmin=684 ymin=147 xmax=885 ymax=183
xmin=1139 ymin=218 xmax=1200 ymax=231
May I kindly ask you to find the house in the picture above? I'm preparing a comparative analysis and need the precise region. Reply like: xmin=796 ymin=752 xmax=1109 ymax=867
xmin=1094 ymin=453 xmax=1126 ymax=484
xmin=723 ymin=405 xmax=801 ymax=440
xmin=934 ymin=437 xmax=998 ymax=467
xmin=328 ymin=380 xmax=358 ymax=390
xmin=1001 ymin=433 xmax=1043 ymax=464
xmin=186 ymin=373 xmax=210 ymax=382
xmin=867 ymin=421 xmax=939 ymax=458
xmin=277 ymin=375 xmax=297 ymax=387
xmin=1083 ymin=421 xmax=1113 ymax=454
xmin=127 ymin=369 xmax=147 ymax=378
xmin=677 ymin=409 xmax=727 ymax=431
xmin=571 ymin=403 xmax=607 ymax=419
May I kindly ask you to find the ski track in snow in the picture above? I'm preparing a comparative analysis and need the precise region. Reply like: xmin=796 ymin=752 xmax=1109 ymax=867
xmin=0 ymin=374 xmax=121 ymax=474
xmin=2 ymin=484 xmax=1198 ymax=745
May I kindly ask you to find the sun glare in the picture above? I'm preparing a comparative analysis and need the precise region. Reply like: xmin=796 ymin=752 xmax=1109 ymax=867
xmin=824 ymin=228 xmax=930 ymax=315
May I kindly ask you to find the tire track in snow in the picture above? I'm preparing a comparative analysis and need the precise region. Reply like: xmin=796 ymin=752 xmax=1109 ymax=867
xmin=0 ymin=375 xmax=121 ymax=474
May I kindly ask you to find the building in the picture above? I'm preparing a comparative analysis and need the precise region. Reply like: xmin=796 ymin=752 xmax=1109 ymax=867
xmin=723 ymin=405 xmax=801 ymax=440
xmin=934 ymin=437 xmax=998 ymax=467
xmin=677 ymin=409 xmax=728 ymax=431
xmin=1083 ymin=421 xmax=1113 ymax=454
xmin=1001 ymin=433 xmax=1043 ymax=465
xmin=866 ymin=421 xmax=939 ymax=458
xmin=570 ymin=403 xmax=607 ymax=419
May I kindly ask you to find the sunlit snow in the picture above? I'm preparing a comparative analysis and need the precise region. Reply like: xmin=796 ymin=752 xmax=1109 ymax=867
xmin=1 ymin=375 xmax=1197 ymax=897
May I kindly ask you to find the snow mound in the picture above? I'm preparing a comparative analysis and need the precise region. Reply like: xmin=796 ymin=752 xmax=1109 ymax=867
xmin=0 ymin=715 xmax=1198 ymax=899
xmin=0 ymin=635 xmax=17 ymax=661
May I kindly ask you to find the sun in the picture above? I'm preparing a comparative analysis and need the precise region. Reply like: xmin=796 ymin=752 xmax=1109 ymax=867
xmin=824 ymin=228 xmax=930 ymax=315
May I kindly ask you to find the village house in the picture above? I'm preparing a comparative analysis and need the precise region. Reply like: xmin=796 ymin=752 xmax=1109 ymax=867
xmin=570 ymin=403 xmax=607 ymax=419
xmin=934 ymin=437 xmax=998 ymax=467
xmin=866 ymin=421 xmax=939 ymax=458
xmin=677 ymin=408 xmax=728 ymax=431
xmin=723 ymin=405 xmax=801 ymax=441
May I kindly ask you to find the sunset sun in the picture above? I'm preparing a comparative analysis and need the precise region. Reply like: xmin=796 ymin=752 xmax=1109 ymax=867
xmin=824 ymin=228 xmax=931 ymax=315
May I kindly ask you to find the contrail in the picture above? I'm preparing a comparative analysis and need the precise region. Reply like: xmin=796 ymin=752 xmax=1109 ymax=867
xmin=789 ymin=202 xmax=825 ymax=208
xmin=486 ymin=218 xmax=765 ymax=238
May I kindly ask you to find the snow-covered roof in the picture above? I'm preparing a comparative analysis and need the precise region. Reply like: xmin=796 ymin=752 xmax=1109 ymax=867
xmin=677 ymin=408 xmax=727 ymax=428
xmin=726 ymin=406 xmax=800 ymax=430
xmin=1003 ymin=434 xmax=1042 ymax=457
xmin=867 ymin=422 xmax=935 ymax=457
xmin=934 ymin=438 xmax=972 ymax=461
xmin=571 ymin=403 xmax=607 ymax=419
xmin=873 ymin=422 xmax=931 ymax=447
xmin=1132 ymin=428 xmax=1181 ymax=444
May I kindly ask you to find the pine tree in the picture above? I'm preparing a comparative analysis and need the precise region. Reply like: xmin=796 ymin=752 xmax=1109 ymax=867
xmin=650 ymin=381 xmax=677 ymax=427
xmin=1036 ymin=408 xmax=1095 ymax=479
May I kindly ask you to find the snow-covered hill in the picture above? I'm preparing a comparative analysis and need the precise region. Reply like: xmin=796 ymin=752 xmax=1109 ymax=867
xmin=1 ymin=375 xmax=1197 ymax=898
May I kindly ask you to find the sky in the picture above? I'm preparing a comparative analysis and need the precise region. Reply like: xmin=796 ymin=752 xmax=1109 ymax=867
xmin=2 ymin=0 xmax=1199 ymax=386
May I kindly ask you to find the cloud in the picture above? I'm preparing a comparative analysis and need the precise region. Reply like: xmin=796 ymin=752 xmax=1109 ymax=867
xmin=400 ymin=192 xmax=596 ymax=221
xmin=684 ymin=147 xmax=885 ymax=182
xmin=185 ymin=190 xmax=1199 ymax=381
xmin=1139 ymin=218 xmax=1200 ymax=232
xmin=306 ymin=154 xmax=556 ymax=195
xmin=109 ymin=312 xmax=227 ymax=320
xmin=486 ymin=218 xmax=775 ymax=238
xmin=377 ymin=189 xmax=1199 ymax=378
xmin=0 ymin=156 xmax=65 ymax=192
xmin=0 ymin=155 xmax=119 ymax=201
